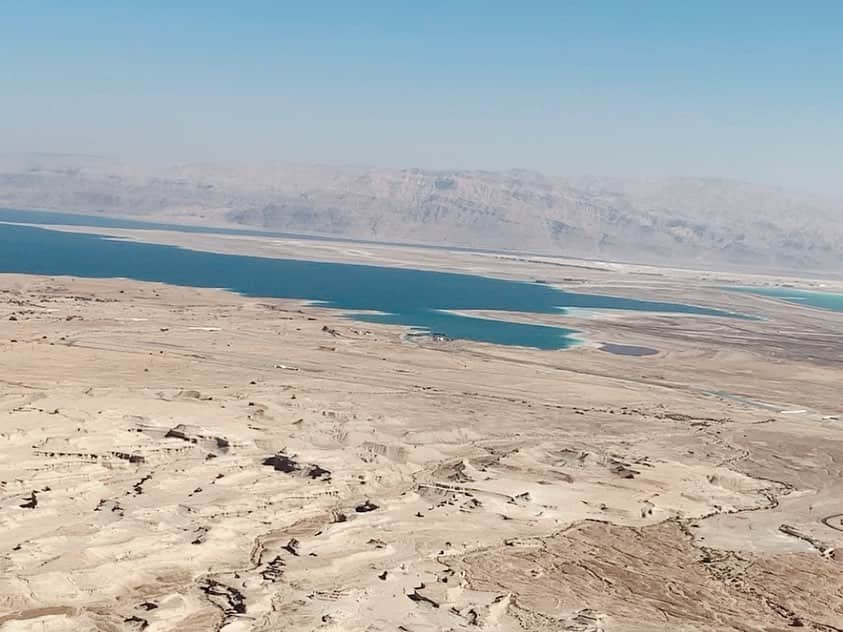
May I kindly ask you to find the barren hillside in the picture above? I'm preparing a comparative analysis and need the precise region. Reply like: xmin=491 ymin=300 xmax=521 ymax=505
xmin=2 ymin=154 xmax=841 ymax=271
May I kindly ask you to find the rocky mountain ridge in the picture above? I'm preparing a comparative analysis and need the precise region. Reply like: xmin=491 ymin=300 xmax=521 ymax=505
xmin=1 ymin=154 xmax=841 ymax=271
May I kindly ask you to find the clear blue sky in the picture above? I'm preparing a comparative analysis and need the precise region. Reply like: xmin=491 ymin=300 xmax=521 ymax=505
xmin=2 ymin=1 xmax=841 ymax=193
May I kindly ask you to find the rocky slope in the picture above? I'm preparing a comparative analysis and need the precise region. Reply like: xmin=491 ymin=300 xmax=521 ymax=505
xmin=2 ymin=273 xmax=843 ymax=631
xmin=1 ymin=153 xmax=841 ymax=271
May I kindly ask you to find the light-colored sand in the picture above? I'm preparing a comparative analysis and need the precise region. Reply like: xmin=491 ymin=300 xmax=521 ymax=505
xmin=1 ymin=241 xmax=842 ymax=631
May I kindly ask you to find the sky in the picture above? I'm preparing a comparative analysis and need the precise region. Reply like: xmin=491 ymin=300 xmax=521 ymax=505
xmin=1 ymin=1 xmax=842 ymax=194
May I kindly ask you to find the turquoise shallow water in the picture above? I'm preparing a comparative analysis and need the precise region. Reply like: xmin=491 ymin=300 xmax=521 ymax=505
xmin=0 ymin=217 xmax=741 ymax=350
xmin=731 ymin=287 xmax=843 ymax=313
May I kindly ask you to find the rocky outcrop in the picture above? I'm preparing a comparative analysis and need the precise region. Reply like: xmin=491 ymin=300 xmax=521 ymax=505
xmin=164 ymin=424 xmax=231 ymax=453
xmin=262 ymin=452 xmax=332 ymax=481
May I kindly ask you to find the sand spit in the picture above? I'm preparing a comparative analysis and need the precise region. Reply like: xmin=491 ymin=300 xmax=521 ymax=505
xmin=1 ymin=271 xmax=842 ymax=631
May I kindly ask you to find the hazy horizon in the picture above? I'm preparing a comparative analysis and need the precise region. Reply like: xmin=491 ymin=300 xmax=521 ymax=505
xmin=2 ymin=2 xmax=842 ymax=196
xmin=4 ymin=150 xmax=843 ymax=206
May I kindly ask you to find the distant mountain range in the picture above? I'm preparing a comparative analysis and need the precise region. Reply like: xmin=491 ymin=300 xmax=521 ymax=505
xmin=2 ymin=153 xmax=841 ymax=272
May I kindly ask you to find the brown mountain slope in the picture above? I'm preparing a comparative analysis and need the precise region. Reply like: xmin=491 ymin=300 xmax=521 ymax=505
xmin=1 ymin=154 xmax=841 ymax=271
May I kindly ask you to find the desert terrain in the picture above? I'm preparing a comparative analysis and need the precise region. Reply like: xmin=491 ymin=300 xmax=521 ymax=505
xmin=3 ymin=153 xmax=843 ymax=271
xmin=1 ymin=234 xmax=842 ymax=631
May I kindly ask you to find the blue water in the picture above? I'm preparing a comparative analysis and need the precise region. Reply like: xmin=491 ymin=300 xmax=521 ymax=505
xmin=0 ymin=207 xmax=501 ymax=254
xmin=0 ymin=220 xmax=741 ymax=349
xmin=731 ymin=287 xmax=843 ymax=313
xmin=0 ymin=207 xmax=350 ymax=240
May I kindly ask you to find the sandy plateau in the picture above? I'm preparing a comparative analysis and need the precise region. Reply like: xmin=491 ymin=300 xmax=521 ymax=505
xmin=1 ymin=234 xmax=843 ymax=631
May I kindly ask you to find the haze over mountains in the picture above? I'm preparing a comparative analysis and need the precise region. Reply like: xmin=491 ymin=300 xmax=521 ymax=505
xmin=2 ymin=153 xmax=841 ymax=272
